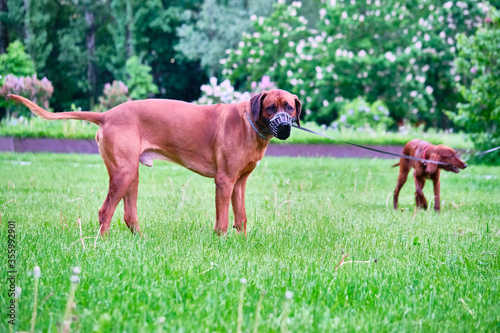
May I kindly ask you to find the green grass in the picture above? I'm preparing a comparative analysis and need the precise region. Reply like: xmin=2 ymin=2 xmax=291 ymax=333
xmin=1 ymin=153 xmax=498 ymax=332
xmin=0 ymin=117 xmax=473 ymax=148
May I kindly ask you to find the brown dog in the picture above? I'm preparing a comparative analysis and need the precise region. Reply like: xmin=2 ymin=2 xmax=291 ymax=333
xmin=393 ymin=139 xmax=467 ymax=211
xmin=9 ymin=90 xmax=301 ymax=235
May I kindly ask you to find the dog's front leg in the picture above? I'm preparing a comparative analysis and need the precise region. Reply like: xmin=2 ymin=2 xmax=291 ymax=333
xmin=413 ymin=172 xmax=428 ymax=209
xmin=214 ymin=175 xmax=236 ymax=235
xmin=231 ymin=172 xmax=251 ymax=235
xmin=432 ymin=173 xmax=441 ymax=211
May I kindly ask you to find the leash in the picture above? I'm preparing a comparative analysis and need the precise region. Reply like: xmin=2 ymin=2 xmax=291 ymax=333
xmin=463 ymin=145 xmax=500 ymax=161
xmin=292 ymin=124 xmax=451 ymax=165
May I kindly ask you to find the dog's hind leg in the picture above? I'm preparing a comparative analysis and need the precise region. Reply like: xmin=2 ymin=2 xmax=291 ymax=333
xmin=97 ymin=134 xmax=141 ymax=236
xmin=431 ymin=172 xmax=441 ymax=211
xmin=394 ymin=159 xmax=411 ymax=209
xmin=123 ymin=172 xmax=142 ymax=235
xmin=231 ymin=172 xmax=251 ymax=235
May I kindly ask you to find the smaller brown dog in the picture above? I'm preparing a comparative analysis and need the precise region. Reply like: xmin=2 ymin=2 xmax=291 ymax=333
xmin=393 ymin=139 xmax=467 ymax=211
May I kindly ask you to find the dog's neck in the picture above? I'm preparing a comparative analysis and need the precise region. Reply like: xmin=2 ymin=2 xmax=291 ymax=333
xmin=246 ymin=113 xmax=273 ymax=140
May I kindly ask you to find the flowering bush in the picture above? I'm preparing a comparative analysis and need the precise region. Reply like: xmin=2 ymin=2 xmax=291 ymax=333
xmin=333 ymin=98 xmax=394 ymax=132
xmin=196 ymin=77 xmax=251 ymax=105
xmin=222 ymin=1 xmax=311 ymax=92
xmin=222 ymin=0 xmax=488 ymax=127
xmin=95 ymin=80 xmax=131 ymax=111
xmin=0 ymin=74 xmax=54 ymax=118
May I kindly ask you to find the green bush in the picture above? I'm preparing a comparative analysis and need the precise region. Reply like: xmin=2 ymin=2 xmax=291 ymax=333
xmin=124 ymin=56 xmax=159 ymax=100
xmin=333 ymin=98 xmax=394 ymax=132
xmin=0 ymin=41 xmax=36 ymax=85
xmin=451 ymin=6 xmax=500 ymax=163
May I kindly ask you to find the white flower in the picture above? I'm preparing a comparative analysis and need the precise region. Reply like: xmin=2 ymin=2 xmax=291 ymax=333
xmin=358 ymin=50 xmax=367 ymax=57
xmin=406 ymin=74 xmax=413 ymax=81
xmin=341 ymin=11 xmax=348 ymax=19
xmin=385 ymin=52 xmax=396 ymax=62
xmin=70 ymin=275 xmax=80 ymax=284
xmin=158 ymin=317 xmax=166 ymax=324
xmin=250 ymin=15 xmax=257 ymax=21
xmin=73 ymin=267 xmax=81 ymax=275
xmin=240 ymin=278 xmax=247 ymax=284
xmin=285 ymin=291 xmax=294 ymax=300
xmin=426 ymin=86 xmax=434 ymax=94
xmin=15 ymin=286 xmax=22 ymax=299
xmin=415 ymin=41 xmax=422 ymax=49
xmin=410 ymin=91 xmax=418 ymax=97
xmin=319 ymin=8 xmax=327 ymax=19
xmin=340 ymin=115 xmax=347 ymax=122
xmin=443 ymin=1 xmax=453 ymax=9
xmin=323 ymin=99 xmax=329 ymax=107
xmin=210 ymin=77 xmax=217 ymax=86
xmin=33 ymin=266 xmax=41 ymax=279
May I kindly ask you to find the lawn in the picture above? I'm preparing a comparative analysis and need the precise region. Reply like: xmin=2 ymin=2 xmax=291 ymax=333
xmin=0 ymin=153 xmax=499 ymax=332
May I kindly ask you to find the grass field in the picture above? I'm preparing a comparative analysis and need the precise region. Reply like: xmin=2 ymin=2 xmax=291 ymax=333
xmin=1 ymin=153 xmax=499 ymax=332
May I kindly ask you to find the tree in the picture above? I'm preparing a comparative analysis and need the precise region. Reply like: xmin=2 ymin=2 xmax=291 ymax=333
xmin=452 ymin=7 xmax=500 ymax=163
xmin=175 ymin=0 xmax=273 ymax=77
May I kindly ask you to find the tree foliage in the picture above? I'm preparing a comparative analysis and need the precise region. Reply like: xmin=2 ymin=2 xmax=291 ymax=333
xmin=223 ymin=0 xmax=488 ymax=128
xmin=452 ymin=6 xmax=500 ymax=162
xmin=176 ymin=0 xmax=273 ymax=77
xmin=0 ymin=0 xmax=207 ymax=113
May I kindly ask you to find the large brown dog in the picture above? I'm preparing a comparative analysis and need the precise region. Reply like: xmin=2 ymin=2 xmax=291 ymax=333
xmin=393 ymin=139 xmax=467 ymax=211
xmin=9 ymin=90 xmax=301 ymax=235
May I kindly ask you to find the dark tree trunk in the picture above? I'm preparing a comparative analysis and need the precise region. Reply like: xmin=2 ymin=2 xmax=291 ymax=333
xmin=0 ymin=0 xmax=7 ymax=53
xmin=85 ymin=10 xmax=96 ymax=109
xmin=125 ymin=1 xmax=133 ymax=58
xmin=23 ymin=0 xmax=31 ymax=46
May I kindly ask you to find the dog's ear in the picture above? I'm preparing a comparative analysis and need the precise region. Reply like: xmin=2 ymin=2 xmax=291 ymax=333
xmin=425 ymin=152 xmax=439 ymax=174
xmin=294 ymin=95 xmax=302 ymax=127
xmin=250 ymin=93 xmax=266 ymax=122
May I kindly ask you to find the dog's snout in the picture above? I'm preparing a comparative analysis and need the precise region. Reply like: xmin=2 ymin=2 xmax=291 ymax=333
xmin=276 ymin=123 xmax=291 ymax=140
xmin=463 ymin=163 xmax=467 ymax=169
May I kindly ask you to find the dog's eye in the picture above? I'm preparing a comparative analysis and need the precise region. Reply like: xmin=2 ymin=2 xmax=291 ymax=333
xmin=267 ymin=105 xmax=276 ymax=112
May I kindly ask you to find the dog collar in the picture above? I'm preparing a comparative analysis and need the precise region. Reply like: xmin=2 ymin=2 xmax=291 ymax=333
xmin=246 ymin=113 xmax=272 ymax=140
xmin=422 ymin=146 xmax=429 ymax=164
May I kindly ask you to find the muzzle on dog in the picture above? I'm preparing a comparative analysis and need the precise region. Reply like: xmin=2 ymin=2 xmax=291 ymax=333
xmin=268 ymin=112 xmax=295 ymax=140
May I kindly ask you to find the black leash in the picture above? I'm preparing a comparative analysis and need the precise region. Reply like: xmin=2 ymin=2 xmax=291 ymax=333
xmin=292 ymin=124 xmax=451 ymax=166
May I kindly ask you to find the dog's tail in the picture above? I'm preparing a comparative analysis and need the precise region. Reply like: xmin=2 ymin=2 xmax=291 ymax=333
xmin=8 ymin=94 xmax=104 ymax=126
xmin=392 ymin=162 xmax=400 ymax=168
